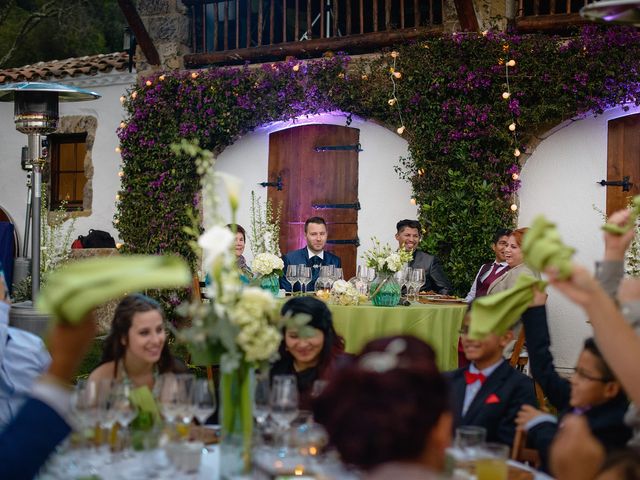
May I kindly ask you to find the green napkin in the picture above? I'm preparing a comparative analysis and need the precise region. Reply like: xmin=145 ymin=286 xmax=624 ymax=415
xmin=129 ymin=385 xmax=161 ymax=425
xmin=469 ymin=274 xmax=547 ymax=340
xmin=521 ymin=215 xmax=574 ymax=279
xmin=37 ymin=255 xmax=191 ymax=324
xmin=602 ymin=195 xmax=640 ymax=235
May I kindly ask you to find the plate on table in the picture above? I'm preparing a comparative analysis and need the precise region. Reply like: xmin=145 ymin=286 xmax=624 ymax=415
xmin=420 ymin=293 xmax=466 ymax=303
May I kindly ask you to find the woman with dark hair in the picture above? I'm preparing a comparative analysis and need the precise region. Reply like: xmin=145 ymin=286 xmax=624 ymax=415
xmin=313 ymin=335 xmax=452 ymax=479
xmin=270 ymin=296 xmax=346 ymax=409
xmin=88 ymin=294 xmax=186 ymax=388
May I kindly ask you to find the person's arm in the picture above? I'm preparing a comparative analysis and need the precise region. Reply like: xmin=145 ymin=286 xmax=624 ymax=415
xmin=0 ymin=314 xmax=97 ymax=479
xmin=549 ymin=415 xmax=604 ymax=480
xmin=548 ymin=265 xmax=640 ymax=405
xmin=598 ymin=208 xmax=636 ymax=298
xmin=429 ymin=256 xmax=453 ymax=295
xmin=521 ymin=305 xmax=571 ymax=410
xmin=464 ymin=267 xmax=481 ymax=303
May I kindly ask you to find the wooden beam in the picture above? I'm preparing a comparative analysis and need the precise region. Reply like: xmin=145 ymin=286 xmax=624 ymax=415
xmin=117 ymin=0 xmax=161 ymax=66
xmin=453 ymin=0 xmax=479 ymax=31
xmin=184 ymin=26 xmax=443 ymax=67
xmin=515 ymin=13 xmax=588 ymax=32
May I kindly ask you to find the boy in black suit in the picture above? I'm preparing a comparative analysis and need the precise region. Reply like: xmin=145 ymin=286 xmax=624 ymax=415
xmin=448 ymin=313 xmax=536 ymax=446
xmin=515 ymin=292 xmax=631 ymax=471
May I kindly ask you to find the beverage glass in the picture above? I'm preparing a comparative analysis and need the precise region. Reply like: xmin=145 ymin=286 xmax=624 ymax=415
xmin=192 ymin=378 xmax=216 ymax=425
xmin=253 ymin=375 xmax=271 ymax=428
xmin=285 ymin=265 xmax=299 ymax=294
xmin=408 ymin=268 xmax=424 ymax=302
xmin=270 ymin=375 xmax=299 ymax=432
xmin=475 ymin=443 xmax=509 ymax=480
xmin=298 ymin=266 xmax=311 ymax=294
xmin=454 ymin=425 xmax=487 ymax=449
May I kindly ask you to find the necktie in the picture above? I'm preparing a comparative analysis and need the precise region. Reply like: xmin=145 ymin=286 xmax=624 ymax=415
xmin=464 ymin=371 xmax=486 ymax=385
xmin=483 ymin=263 xmax=506 ymax=286
xmin=308 ymin=256 xmax=323 ymax=289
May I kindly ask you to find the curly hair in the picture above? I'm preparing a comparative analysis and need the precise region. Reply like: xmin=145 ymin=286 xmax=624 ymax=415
xmin=99 ymin=294 xmax=176 ymax=376
xmin=313 ymin=335 xmax=449 ymax=471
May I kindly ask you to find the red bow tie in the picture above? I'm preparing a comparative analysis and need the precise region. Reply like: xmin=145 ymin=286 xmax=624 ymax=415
xmin=465 ymin=371 xmax=487 ymax=385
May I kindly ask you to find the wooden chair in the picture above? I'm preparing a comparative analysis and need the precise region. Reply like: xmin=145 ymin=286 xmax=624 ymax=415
xmin=509 ymin=326 xmax=546 ymax=468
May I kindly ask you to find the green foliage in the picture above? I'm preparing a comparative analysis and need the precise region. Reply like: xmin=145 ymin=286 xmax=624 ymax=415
xmin=116 ymin=27 xmax=640 ymax=296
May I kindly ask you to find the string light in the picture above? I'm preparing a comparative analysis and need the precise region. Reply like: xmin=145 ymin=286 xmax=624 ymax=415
xmin=119 ymin=96 xmax=126 ymax=104
xmin=514 ymin=148 xmax=521 ymax=157
xmin=512 ymin=173 xmax=519 ymax=180
xmin=502 ymin=48 xmax=521 ymax=215
xmin=191 ymin=72 xmax=198 ymax=79
xmin=118 ymin=171 xmax=124 ymax=178
xmin=502 ymin=92 xmax=511 ymax=99
xmin=388 ymin=51 xmax=406 ymax=136
xmin=510 ymin=203 xmax=518 ymax=212
xmin=410 ymin=198 xmax=417 ymax=205
xmin=115 ymin=242 xmax=123 ymax=248
xmin=145 ymin=80 xmax=152 ymax=87
xmin=115 ymin=194 xmax=121 ymax=201
xmin=507 ymin=59 xmax=516 ymax=67
xmin=159 ymin=74 xmax=166 ymax=81
xmin=131 ymin=91 xmax=137 ymax=99
xmin=508 ymin=122 xmax=516 ymax=131
xmin=119 ymin=121 xmax=126 ymax=129
xmin=293 ymin=64 xmax=300 ymax=72
xmin=115 ymin=147 xmax=121 ymax=153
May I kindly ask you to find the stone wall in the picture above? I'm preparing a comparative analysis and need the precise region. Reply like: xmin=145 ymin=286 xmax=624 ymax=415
xmin=136 ymin=0 xmax=190 ymax=77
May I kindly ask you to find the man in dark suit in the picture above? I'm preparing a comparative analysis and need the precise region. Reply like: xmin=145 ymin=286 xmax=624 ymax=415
xmin=395 ymin=219 xmax=452 ymax=295
xmin=447 ymin=315 xmax=536 ymax=446
xmin=280 ymin=216 xmax=341 ymax=292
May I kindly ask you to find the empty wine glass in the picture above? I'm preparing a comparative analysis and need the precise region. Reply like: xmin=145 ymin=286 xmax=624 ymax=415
xmin=191 ymin=378 xmax=216 ymax=425
xmin=408 ymin=268 xmax=425 ymax=302
xmin=332 ymin=267 xmax=343 ymax=282
xmin=285 ymin=264 xmax=299 ymax=294
xmin=253 ymin=375 xmax=271 ymax=428
xmin=316 ymin=266 xmax=334 ymax=294
xmin=298 ymin=266 xmax=311 ymax=294
xmin=155 ymin=374 xmax=187 ymax=424
xmin=395 ymin=266 xmax=409 ymax=299
xmin=270 ymin=375 xmax=299 ymax=434
xmin=111 ymin=382 xmax=137 ymax=429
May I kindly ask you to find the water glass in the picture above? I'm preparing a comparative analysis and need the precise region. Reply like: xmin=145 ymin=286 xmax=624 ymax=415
xmin=253 ymin=375 xmax=271 ymax=428
xmin=298 ymin=266 xmax=311 ymax=294
xmin=454 ymin=425 xmax=487 ymax=449
xmin=270 ymin=375 xmax=299 ymax=432
xmin=191 ymin=378 xmax=216 ymax=425
xmin=475 ymin=443 xmax=509 ymax=480
xmin=285 ymin=264 xmax=299 ymax=293
xmin=408 ymin=268 xmax=425 ymax=302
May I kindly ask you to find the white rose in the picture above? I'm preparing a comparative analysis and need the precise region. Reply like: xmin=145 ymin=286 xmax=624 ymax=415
xmin=198 ymin=225 xmax=234 ymax=271
xmin=217 ymin=172 xmax=242 ymax=212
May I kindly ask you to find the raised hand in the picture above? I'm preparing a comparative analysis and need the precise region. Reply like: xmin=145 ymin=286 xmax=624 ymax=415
xmin=604 ymin=208 xmax=637 ymax=261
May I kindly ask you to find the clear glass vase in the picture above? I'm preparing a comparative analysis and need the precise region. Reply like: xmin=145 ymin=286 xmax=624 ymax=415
xmin=219 ymin=364 xmax=253 ymax=478
xmin=369 ymin=272 xmax=401 ymax=306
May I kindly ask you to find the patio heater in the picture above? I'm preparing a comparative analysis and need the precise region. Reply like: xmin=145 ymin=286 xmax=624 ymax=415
xmin=0 ymin=82 xmax=100 ymax=301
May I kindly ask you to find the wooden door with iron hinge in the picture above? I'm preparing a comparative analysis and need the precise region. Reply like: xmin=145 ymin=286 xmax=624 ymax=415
xmin=606 ymin=113 xmax=640 ymax=216
xmin=266 ymin=124 xmax=360 ymax=281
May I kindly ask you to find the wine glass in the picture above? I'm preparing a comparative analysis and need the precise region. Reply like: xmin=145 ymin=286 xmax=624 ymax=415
xmin=191 ymin=378 xmax=216 ymax=425
xmin=395 ymin=267 xmax=409 ymax=299
xmin=297 ymin=266 xmax=311 ymax=294
xmin=253 ymin=375 xmax=271 ymax=428
xmin=155 ymin=374 xmax=186 ymax=424
xmin=71 ymin=380 xmax=102 ymax=472
xmin=110 ymin=382 xmax=137 ymax=429
xmin=285 ymin=264 xmax=299 ymax=294
xmin=333 ymin=268 xmax=343 ymax=281
xmin=408 ymin=268 xmax=425 ymax=302
xmin=270 ymin=375 xmax=299 ymax=433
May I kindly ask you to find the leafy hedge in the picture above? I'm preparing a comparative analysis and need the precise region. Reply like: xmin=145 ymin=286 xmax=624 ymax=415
xmin=116 ymin=26 xmax=640 ymax=295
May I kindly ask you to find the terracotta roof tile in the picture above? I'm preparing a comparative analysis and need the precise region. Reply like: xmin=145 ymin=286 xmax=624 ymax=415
xmin=0 ymin=52 xmax=130 ymax=85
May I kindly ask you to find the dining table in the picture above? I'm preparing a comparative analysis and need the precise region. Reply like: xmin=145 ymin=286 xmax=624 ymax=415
xmin=325 ymin=301 xmax=466 ymax=371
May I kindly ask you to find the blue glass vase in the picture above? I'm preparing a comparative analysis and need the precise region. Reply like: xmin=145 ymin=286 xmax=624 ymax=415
xmin=369 ymin=272 xmax=401 ymax=306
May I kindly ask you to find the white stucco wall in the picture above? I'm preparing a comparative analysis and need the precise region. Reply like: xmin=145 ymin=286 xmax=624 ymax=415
xmin=519 ymin=104 xmax=640 ymax=369
xmin=0 ymin=70 xmax=134 ymax=253
xmin=214 ymin=112 xmax=416 ymax=266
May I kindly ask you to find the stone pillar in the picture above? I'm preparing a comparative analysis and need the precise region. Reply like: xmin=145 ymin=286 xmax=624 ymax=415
xmin=136 ymin=0 xmax=190 ymax=78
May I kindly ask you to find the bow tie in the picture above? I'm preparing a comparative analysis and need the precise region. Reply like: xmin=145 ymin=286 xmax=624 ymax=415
xmin=308 ymin=256 xmax=323 ymax=267
xmin=464 ymin=371 xmax=487 ymax=385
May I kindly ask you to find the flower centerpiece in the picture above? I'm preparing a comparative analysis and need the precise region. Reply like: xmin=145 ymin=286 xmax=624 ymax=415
xmin=249 ymin=192 xmax=284 ymax=295
xmin=362 ymin=238 xmax=413 ymax=306
xmin=329 ymin=279 xmax=360 ymax=306
xmin=173 ymin=140 xmax=283 ymax=476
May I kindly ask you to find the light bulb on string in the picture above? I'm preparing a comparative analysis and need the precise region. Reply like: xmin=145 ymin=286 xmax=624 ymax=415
xmin=510 ymin=203 xmax=518 ymax=212
xmin=410 ymin=198 xmax=417 ymax=205
xmin=512 ymin=173 xmax=519 ymax=180
xmin=502 ymin=92 xmax=511 ymax=99
xmin=508 ymin=123 xmax=516 ymax=132
xmin=514 ymin=148 xmax=521 ymax=157
xmin=507 ymin=59 xmax=516 ymax=67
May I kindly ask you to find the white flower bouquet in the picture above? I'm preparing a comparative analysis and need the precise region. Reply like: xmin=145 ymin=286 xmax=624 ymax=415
xmin=252 ymin=252 xmax=284 ymax=276
xmin=329 ymin=279 xmax=360 ymax=306
xmin=362 ymin=238 xmax=413 ymax=275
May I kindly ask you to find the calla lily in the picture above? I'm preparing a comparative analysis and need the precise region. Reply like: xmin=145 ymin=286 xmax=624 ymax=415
xmin=218 ymin=172 xmax=242 ymax=213
xmin=199 ymin=225 xmax=235 ymax=271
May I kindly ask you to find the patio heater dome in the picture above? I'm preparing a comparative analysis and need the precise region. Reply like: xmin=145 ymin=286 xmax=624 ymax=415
xmin=581 ymin=0 xmax=640 ymax=25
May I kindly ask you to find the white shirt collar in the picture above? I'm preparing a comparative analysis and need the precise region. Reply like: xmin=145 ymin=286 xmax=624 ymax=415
xmin=469 ymin=358 xmax=504 ymax=376
xmin=307 ymin=248 xmax=324 ymax=260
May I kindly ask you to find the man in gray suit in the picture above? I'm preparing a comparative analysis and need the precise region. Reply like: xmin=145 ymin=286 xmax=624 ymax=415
xmin=395 ymin=219 xmax=452 ymax=295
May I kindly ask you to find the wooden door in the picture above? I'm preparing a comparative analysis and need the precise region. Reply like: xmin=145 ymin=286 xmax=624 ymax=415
xmin=606 ymin=114 xmax=640 ymax=215
xmin=267 ymin=124 xmax=360 ymax=280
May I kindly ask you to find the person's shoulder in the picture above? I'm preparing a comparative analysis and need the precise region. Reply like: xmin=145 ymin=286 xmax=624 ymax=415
xmin=283 ymin=248 xmax=305 ymax=259
xmin=88 ymin=361 xmax=116 ymax=382
xmin=446 ymin=367 xmax=466 ymax=381
xmin=7 ymin=325 xmax=46 ymax=348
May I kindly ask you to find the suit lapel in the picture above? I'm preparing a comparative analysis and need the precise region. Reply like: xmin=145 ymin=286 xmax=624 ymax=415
xmin=462 ymin=362 xmax=509 ymax=422
xmin=451 ymin=370 xmax=467 ymax=426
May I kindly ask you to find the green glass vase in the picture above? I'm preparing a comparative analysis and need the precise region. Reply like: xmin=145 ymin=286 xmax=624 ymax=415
xmin=369 ymin=272 xmax=401 ymax=306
